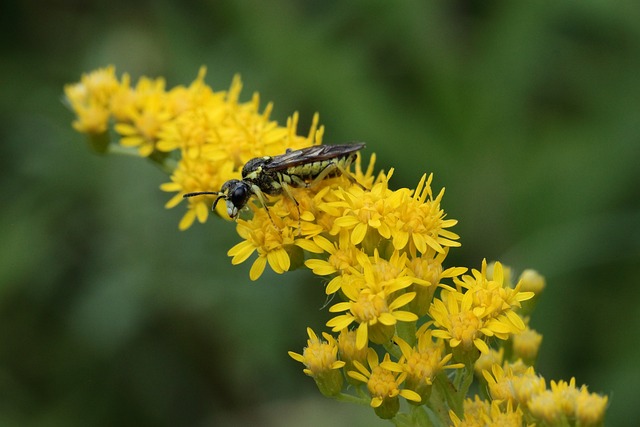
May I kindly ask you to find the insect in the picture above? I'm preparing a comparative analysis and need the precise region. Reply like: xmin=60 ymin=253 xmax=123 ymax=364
xmin=183 ymin=142 xmax=366 ymax=224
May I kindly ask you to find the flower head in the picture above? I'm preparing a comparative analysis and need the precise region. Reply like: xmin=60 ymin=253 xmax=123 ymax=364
xmin=288 ymin=328 xmax=345 ymax=397
xmin=304 ymin=233 xmax=363 ymax=293
xmin=512 ymin=324 xmax=543 ymax=364
xmin=453 ymin=260 xmax=534 ymax=325
xmin=449 ymin=399 xmax=527 ymax=427
xmin=575 ymin=386 xmax=608 ymax=426
xmin=389 ymin=173 xmax=460 ymax=255
xmin=348 ymin=348 xmax=421 ymax=418
xmin=326 ymin=251 xmax=419 ymax=349
xmin=327 ymin=287 xmax=417 ymax=349
xmin=429 ymin=289 xmax=490 ymax=356
xmin=64 ymin=65 xmax=120 ymax=134
xmin=483 ymin=363 xmax=545 ymax=408
xmin=326 ymin=170 xmax=397 ymax=248
xmin=396 ymin=328 xmax=463 ymax=402
xmin=226 ymin=208 xmax=321 ymax=280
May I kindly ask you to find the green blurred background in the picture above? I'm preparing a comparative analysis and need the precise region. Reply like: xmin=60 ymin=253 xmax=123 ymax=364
xmin=2 ymin=1 xmax=639 ymax=426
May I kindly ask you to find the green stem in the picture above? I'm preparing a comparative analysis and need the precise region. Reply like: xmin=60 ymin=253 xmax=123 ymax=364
xmin=331 ymin=392 xmax=370 ymax=406
xmin=413 ymin=405 xmax=442 ymax=427
xmin=383 ymin=341 xmax=402 ymax=360
xmin=431 ymin=375 xmax=455 ymax=424
xmin=446 ymin=363 xmax=474 ymax=417
xmin=396 ymin=319 xmax=417 ymax=347
xmin=106 ymin=143 xmax=142 ymax=157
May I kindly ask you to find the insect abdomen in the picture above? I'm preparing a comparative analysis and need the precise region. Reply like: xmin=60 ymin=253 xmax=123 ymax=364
xmin=283 ymin=155 xmax=355 ymax=184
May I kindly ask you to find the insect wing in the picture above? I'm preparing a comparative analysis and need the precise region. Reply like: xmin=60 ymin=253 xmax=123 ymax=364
xmin=264 ymin=143 xmax=366 ymax=172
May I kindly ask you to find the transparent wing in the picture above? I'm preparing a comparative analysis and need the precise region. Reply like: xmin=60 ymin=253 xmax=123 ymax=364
xmin=265 ymin=142 xmax=365 ymax=171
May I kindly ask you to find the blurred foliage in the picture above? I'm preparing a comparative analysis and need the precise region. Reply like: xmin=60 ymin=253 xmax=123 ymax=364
xmin=1 ymin=0 xmax=639 ymax=426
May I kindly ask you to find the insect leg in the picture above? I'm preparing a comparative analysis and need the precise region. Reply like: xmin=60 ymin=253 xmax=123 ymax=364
xmin=304 ymin=162 xmax=338 ymax=188
xmin=305 ymin=157 xmax=366 ymax=190
xmin=335 ymin=156 xmax=366 ymax=189
xmin=250 ymin=184 xmax=279 ymax=229
xmin=280 ymin=181 xmax=303 ymax=232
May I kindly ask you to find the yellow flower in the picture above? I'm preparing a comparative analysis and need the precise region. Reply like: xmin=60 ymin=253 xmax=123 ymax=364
xmin=518 ymin=268 xmax=546 ymax=294
xmin=454 ymin=260 xmax=534 ymax=326
xmin=449 ymin=399 xmax=527 ymax=427
xmin=226 ymin=208 xmax=322 ymax=280
xmin=64 ymin=65 xmax=119 ymax=134
xmin=326 ymin=251 xmax=418 ymax=349
xmin=549 ymin=377 xmax=580 ymax=415
xmin=161 ymin=157 xmax=236 ymax=230
xmin=528 ymin=389 xmax=563 ymax=424
xmin=517 ymin=268 xmax=546 ymax=315
xmin=361 ymin=249 xmax=414 ymax=294
xmin=575 ymin=386 xmax=608 ymax=426
xmin=389 ymin=173 xmax=460 ymax=255
xmin=270 ymin=184 xmax=327 ymax=236
xmin=304 ymin=233 xmax=364 ymax=294
xmin=512 ymin=325 xmax=543 ymax=364
xmin=404 ymin=248 xmax=467 ymax=316
xmin=336 ymin=329 xmax=368 ymax=385
xmin=158 ymin=74 xmax=324 ymax=229
xmin=474 ymin=347 xmax=503 ymax=377
xmin=348 ymin=348 xmax=421 ymax=419
xmin=449 ymin=395 xmax=490 ymax=427
xmin=429 ymin=289 xmax=490 ymax=355
xmin=325 ymin=169 xmax=398 ymax=247
xmin=327 ymin=287 xmax=417 ymax=349
xmin=113 ymin=75 xmax=173 ymax=156
xmin=396 ymin=328 xmax=463 ymax=403
xmin=288 ymin=328 xmax=345 ymax=397
xmin=483 ymin=363 xmax=545 ymax=409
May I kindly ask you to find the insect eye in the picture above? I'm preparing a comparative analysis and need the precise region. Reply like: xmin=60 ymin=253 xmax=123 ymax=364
xmin=231 ymin=186 xmax=248 ymax=205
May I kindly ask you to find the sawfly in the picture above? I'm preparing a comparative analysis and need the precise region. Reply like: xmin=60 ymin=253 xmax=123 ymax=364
xmin=183 ymin=142 xmax=366 ymax=225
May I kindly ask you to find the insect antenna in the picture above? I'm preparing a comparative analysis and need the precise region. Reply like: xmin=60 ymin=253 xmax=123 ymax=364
xmin=183 ymin=191 xmax=226 ymax=211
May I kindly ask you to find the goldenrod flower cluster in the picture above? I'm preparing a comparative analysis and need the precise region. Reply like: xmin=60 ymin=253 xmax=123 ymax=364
xmin=65 ymin=67 xmax=609 ymax=426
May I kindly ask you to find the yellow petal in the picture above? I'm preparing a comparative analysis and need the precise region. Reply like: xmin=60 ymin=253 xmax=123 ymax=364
xmin=392 ymin=311 xmax=419 ymax=322
xmin=249 ymin=256 xmax=267 ymax=281
xmin=164 ymin=193 xmax=184 ymax=209
xmin=325 ymin=276 xmax=342 ymax=295
xmin=424 ymin=235 xmax=444 ymax=253
xmin=400 ymin=389 xmax=422 ymax=403
xmin=160 ymin=181 xmax=181 ymax=192
xmin=370 ymin=397 xmax=383 ymax=408
xmin=389 ymin=292 xmax=416 ymax=310
xmin=328 ymin=302 xmax=351 ymax=313
xmin=334 ymin=215 xmax=360 ymax=228
xmin=347 ymin=371 xmax=369 ymax=384
xmin=178 ymin=210 xmax=196 ymax=231
xmin=378 ymin=312 xmax=397 ymax=326
xmin=313 ymin=235 xmax=336 ymax=254
xmin=304 ymin=259 xmax=336 ymax=276
xmin=228 ymin=241 xmax=256 ymax=264
xmin=474 ymin=338 xmax=490 ymax=354
xmin=119 ymin=136 xmax=141 ymax=147
xmin=295 ymin=239 xmax=323 ymax=253
xmin=351 ymin=222 xmax=368 ymax=245
xmin=356 ymin=322 xmax=368 ymax=349
xmin=267 ymin=249 xmax=290 ymax=273
xmin=393 ymin=231 xmax=409 ymax=250
xmin=195 ymin=202 xmax=208 ymax=223
xmin=288 ymin=351 xmax=305 ymax=363
xmin=326 ymin=314 xmax=354 ymax=332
